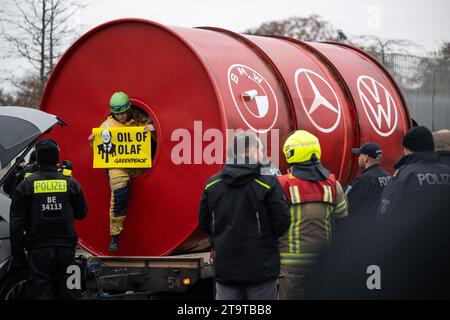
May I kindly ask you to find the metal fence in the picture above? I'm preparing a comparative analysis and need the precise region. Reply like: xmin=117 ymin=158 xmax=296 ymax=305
xmin=372 ymin=52 xmax=450 ymax=130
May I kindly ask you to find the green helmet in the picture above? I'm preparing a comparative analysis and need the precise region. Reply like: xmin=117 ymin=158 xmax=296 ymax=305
xmin=110 ymin=92 xmax=131 ymax=114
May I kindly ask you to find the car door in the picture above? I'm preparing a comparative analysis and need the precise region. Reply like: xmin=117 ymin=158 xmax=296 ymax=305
xmin=0 ymin=106 xmax=65 ymax=276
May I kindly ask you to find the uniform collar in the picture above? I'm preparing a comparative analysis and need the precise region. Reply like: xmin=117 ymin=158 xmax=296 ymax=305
xmin=291 ymin=162 xmax=330 ymax=181
xmin=362 ymin=163 xmax=381 ymax=173
xmin=394 ymin=151 xmax=439 ymax=170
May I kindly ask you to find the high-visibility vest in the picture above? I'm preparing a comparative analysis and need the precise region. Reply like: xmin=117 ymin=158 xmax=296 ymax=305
xmin=277 ymin=173 xmax=338 ymax=265
xmin=278 ymin=173 xmax=337 ymax=206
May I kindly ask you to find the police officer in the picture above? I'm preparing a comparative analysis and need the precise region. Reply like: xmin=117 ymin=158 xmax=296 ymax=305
xmin=305 ymin=126 xmax=450 ymax=299
xmin=345 ymin=142 xmax=390 ymax=224
xmin=379 ymin=126 xmax=450 ymax=219
xmin=277 ymin=130 xmax=348 ymax=299
xmin=10 ymin=139 xmax=88 ymax=300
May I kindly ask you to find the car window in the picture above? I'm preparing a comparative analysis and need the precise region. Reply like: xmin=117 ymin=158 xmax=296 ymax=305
xmin=0 ymin=117 xmax=40 ymax=169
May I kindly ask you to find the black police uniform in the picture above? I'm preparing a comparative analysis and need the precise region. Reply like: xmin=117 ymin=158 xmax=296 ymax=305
xmin=378 ymin=152 xmax=450 ymax=219
xmin=305 ymin=152 xmax=450 ymax=299
xmin=10 ymin=167 xmax=88 ymax=300
xmin=436 ymin=150 xmax=450 ymax=167
xmin=345 ymin=164 xmax=390 ymax=223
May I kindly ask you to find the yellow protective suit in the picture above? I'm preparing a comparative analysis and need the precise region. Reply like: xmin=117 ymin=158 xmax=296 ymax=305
xmin=100 ymin=116 xmax=137 ymax=236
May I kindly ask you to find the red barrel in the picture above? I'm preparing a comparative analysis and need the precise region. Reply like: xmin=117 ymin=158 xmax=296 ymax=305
xmin=41 ymin=19 xmax=411 ymax=256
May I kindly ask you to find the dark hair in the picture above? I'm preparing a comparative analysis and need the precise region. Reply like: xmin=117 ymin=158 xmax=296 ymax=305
xmin=229 ymin=132 xmax=263 ymax=158
xmin=403 ymin=126 xmax=435 ymax=152
xmin=111 ymin=110 xmax=131 ymax=122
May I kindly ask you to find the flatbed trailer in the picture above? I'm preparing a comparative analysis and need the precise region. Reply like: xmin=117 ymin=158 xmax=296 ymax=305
xmin=79 ymin=252 xmax=214 ymax=300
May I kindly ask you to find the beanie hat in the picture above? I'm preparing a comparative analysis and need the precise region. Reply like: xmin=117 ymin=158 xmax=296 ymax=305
xmin=402 ymin=126 xmax=435 ymax=152
xmin=36 ymin=138 xmax=59 ymax=166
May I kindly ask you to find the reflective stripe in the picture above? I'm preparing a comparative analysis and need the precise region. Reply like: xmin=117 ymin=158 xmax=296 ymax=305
xmin=34 ymin=180 xmax=67 ymax=193
xmin=281 ymin=253 xmax=317 ymax=265
xmin=289 ymin=206 xmax=295 ymax=253
xmin=254 ymin=179 xmax=270 ymax=189
xmin=334 ymin=200 xmax=347 ymax=214
xmin=287 ymin=141 xmax=319 ymax=148
xmin=288 ymin=204 xmax=301 ymax=253
xmin=281 ymin=252 xmax=318 ymax=257
xmin=205 ymin=178 xmax=221 ymax=190
xmin=325 ymin=205 xmax=332 ymax=241
xmin=289 ymin=185 xmax=301 ymax=204
xmin=295 ymin=204 xmax=301 ymax=253
xmin=24 ymin=172 xmax=33 ymax=178
xmin=281 ymin=259 xmax=315 ymax=265
xmin=323 ymin=185 xmax=332 ymax=203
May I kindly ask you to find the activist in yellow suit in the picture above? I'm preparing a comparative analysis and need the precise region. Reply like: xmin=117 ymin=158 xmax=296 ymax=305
xmin=88 ymin=92 xmax=155 ymax=252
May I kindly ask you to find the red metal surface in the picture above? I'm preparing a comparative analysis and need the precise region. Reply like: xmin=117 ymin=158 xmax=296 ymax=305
xmin=41 ymin=19 xmax=411 ymax=257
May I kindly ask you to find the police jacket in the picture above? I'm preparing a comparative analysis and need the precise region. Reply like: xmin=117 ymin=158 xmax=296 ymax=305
xmin=198 ymin=159 xmax=290 ymax=284
xmin=436 ymin=151 xmax=450 ymax=167
xmin=378 ymin=152 xmax=450 ymax=219
xmin=346 ymin=164 xmax=390 ymax=223
xmin=10 ymin=167 xmax=88 ymax=255
xmin=306 ymin=153 xmax=450 ymax=299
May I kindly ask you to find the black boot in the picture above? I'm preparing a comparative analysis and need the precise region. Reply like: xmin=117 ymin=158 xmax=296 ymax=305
xmin=109 ymin=235 xmax=120 ymax=252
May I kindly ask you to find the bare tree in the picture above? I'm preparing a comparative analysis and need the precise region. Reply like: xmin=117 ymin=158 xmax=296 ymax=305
xmin=352 ymin=35 xmax=421 ymax=64
xmin=435 ymin=42 xmax=450 ymax=60
xmin=0 ymin=88 xmax=15 ymax=106
xmin=244 ymin=15 xmax=338 ymax=42
xmin=0 ymin=0 xmax=86 ymax=107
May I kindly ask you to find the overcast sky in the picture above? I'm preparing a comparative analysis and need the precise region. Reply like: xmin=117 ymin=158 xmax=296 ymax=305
xmin=1 ymin=0 xmax=449 ymax=92
xmin=76 ymin=0 xmax=449 ymax=52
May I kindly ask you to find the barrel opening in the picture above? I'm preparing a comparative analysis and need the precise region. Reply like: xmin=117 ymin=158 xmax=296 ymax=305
xmin=129 ymin=102 xmax=158 ymax=163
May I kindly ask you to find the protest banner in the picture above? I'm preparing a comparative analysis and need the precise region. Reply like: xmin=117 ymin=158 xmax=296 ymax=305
xmin=92 ymin=126 xmax=151 ymax=168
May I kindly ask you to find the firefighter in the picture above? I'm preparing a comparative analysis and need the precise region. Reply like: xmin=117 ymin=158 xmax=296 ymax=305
xmin=88 ymin=92 xmax=154 ymax=252
xmin=277 ymin=130 xmax=348 ymax=300
xmin=10 ymin=139 xmax=88 ymax=299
